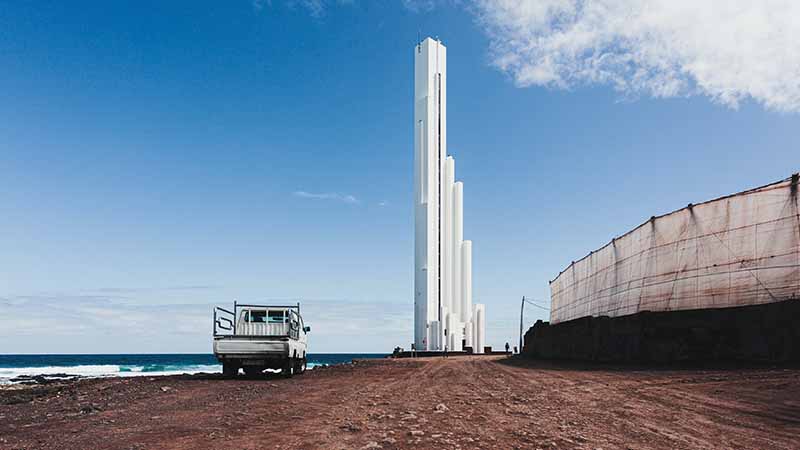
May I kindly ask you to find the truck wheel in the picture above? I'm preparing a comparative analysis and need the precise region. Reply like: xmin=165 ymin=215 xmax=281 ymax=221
xmin=283 ymin=358 xmax=294 ymax=378
xmin=222 ymin=362 xmax=238 ymax=378
xmin=296 ymin=358 xmax=307 ymax=374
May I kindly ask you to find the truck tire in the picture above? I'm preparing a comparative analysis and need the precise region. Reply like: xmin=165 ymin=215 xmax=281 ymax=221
xmin=244 ymin=366 xmax=264 ymax=378
xmin=222 ymin=362 xmax=238 ymax=378
xmin=296 ymin=357 xmax=307 ymax=374
xmin=283 ymin=358 xmax=294 ymax=378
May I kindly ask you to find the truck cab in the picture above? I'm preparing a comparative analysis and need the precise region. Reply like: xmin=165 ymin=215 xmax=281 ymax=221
xmin=213 ymin=302 xmax=310 ymax=378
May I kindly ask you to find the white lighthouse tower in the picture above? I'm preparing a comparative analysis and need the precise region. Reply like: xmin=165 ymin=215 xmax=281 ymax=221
xmin=414 ymin=37 xmax=485 ymax=353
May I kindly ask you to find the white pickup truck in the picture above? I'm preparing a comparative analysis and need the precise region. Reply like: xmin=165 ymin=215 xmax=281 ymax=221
xmin=213 ymin=302 xmax=310 ymax=378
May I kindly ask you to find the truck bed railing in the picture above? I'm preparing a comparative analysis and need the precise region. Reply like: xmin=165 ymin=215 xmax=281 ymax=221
xmin=213 ymin=306 xmax=235 ymax=336
xmin=213 ymin=301 xmax=301 ymax=337
xmin=235 ymin=303 xmax=300 ymax=309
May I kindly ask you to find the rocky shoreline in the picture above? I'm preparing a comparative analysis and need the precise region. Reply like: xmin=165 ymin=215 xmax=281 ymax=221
xmin=6 ymin=373 xmax=85 ymax=385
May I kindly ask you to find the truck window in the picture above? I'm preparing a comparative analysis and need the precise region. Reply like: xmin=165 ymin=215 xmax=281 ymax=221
xmin=247 ymin=311 xmax=268 ymax=323
xmin=268 ymin=311 xmax=286 ymax=323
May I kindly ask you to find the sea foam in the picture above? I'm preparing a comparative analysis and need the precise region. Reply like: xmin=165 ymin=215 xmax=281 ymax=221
xmin=0 ymin=363 xmax=327 ymax=383
xmin=0 ymin=364 xmax=222 ymax=384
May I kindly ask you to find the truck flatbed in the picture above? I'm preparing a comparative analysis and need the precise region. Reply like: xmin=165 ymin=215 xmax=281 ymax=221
xmin=213 ymin=302 xmax=310 ymax=377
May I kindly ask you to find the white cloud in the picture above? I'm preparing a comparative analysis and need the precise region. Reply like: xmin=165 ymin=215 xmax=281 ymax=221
xmin=475 ymin=0 xmax=800 ymax=112
xmin=293 ymin=190 xmax=359 ymax=204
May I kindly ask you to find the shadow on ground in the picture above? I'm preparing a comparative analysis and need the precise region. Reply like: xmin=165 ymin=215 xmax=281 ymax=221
xmin=496 ymin=354 xmax=800 ymax=372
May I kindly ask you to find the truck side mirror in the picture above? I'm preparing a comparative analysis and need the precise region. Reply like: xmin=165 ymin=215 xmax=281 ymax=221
xmin=303 ymin=326 xmax=311 ymax=333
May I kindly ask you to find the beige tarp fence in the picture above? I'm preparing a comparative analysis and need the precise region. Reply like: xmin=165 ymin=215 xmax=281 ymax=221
xmin=550 ymin=175 xmax=800 ymax=324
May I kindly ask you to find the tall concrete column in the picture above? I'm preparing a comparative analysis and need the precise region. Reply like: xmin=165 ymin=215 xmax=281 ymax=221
xmin=452 ymin=181 xmax=463 ymax=321
xmin=461 ymin=240 xmax=472 ymax=324
xmin=442 ymin=157 xmax=455 ymax=317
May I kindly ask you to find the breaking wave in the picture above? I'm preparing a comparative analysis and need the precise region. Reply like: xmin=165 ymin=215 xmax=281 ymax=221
xmin=0 ymin=364 xmax=222 ymax=383
xmin=0 ymin=353 xmax=382 ymax=384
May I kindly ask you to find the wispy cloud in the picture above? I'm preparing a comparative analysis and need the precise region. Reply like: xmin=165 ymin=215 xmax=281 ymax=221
xmin=254 ymin=0 xmax=358 ymax=17
xmin=0 ymin=294 xmax=217 ymax=340
xmin=0 ymin=294 xmax=410 ymax=353
xmin=475 ymin=0 xmax=800 ymax=112
xmin=290 ymin=0 xmax=326 ymax=17
xmin=251 ymin=0 xmax=270 ymax=11
xmin=253 ymin=0 xmax=448 ymax=17
xmin=401 ymin=0 xmax=437 ymax=13
xmin=378 ymin=200 xmax=388 ymax=207
xmin=293 ymin=190 xmax=359 ymax=204
xmin=92 ymin=285 xmax=220 ymax=294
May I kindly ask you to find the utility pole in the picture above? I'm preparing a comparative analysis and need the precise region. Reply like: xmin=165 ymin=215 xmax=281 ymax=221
xmin=519 ymin=296 xmax=525 ymax=353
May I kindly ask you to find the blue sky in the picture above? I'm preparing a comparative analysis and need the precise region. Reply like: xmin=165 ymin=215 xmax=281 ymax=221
xmin=2 ymin=1 xmax=798 ymax=353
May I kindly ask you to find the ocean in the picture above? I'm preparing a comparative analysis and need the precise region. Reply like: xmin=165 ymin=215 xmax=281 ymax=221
xmin=0 ymin=353 xmax=387 ymax=383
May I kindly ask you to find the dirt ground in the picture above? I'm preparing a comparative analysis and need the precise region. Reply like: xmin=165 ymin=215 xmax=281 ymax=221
xmin=2 ymin=356 xmax=799 ymax=450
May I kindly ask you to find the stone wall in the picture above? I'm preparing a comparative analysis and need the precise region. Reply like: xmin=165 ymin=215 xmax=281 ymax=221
xmin=523 ymin=299 xmax=800 ymax=363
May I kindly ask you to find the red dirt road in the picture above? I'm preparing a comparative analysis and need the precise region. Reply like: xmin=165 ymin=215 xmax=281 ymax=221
xmin=2 ymin=356 xmax=799 ymax=449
